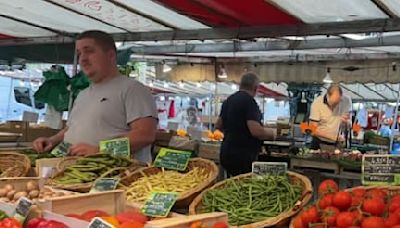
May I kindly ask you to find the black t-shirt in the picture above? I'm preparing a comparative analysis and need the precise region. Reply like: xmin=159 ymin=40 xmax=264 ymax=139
xmin=219 ymin=91 xmax=262 ymax=159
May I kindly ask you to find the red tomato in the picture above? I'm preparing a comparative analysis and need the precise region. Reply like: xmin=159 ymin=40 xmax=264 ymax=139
xmin=336 ymin=212 xmax=356 ymax=228
xmin=301 ymin=206 xmax=319 ymax=226
xmin=213 ymin=222 xmax=228 ymax=228
xmin=292 ymin=216 xmax=305 ymax=228
xmin=0 ymin=218 xmax=22 ymax=228
xmin=361 ymin=217 xmax=387 ymax=228
xmin=81 ymin=210 xmax=110 ymax=221
xmin=390 ymin=201 xmax=400 ymax=214
xmin=37 ymin=220 xmax=68 ymax=228
xmin=352 ymin=196 xmax=363 ymax=207
xmin=322 ymin=206 xmax=340 ymax=227
xmin=392 ymin=195 xmax=400 ymax=202
xmin=363 ymin=198 xmax=385 ymax=216
xmin=352 ymin=188 xmax=366 ymax=198
xmin=28 ymin=218 xmax=46 ymax=228
xmin=393 ymin=226 xmax=400 ymax=228
xmin=120 ymin=221 xmax=144 ymax=228
xmin=333 ymin=191 xmax=353 ymax=211
xmin=319 ymin=194 xmax=334 ymax=210
xmin=65 ymin=214 xmax=83 ymax=220
xmin=386 ymin=214 xmax=399 ymax=228
xmin=116 ymin=211 xmax=148 ymax=224
xmin=319 ymin=179 xmax=339 ymax=196
xmin=366 ymin=188 xmax=388 ymax=199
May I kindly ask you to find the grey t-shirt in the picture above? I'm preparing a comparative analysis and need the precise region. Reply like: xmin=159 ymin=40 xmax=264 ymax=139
xmin=64 ymin=76 xmax=157 ymax=163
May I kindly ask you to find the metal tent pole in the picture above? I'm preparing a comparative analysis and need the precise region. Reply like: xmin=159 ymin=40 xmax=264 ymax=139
xmin=389 ymin=85 xmax=400 ymax=153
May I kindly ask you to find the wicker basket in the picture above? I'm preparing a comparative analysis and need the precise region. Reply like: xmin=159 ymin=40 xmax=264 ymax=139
xmin=50 ymin=155 xmax=145 ymax=192
xmin=289 ymin=186 xmax=400 ymax=227
xmin=189 ymin=171 xmax=313 ymax=228
xmin=120 ymin=158 xmax=219 ymax=208
xmin=0 ymin=152 xmax=31 ymax=177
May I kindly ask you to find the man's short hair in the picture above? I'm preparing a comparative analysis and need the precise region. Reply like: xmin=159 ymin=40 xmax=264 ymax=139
xmin=240 ymin=73 xmax=260 ymax=91
xmin=327 ymin=84 xmax=343 ymax=96
xmin=77 ymin=30 xmax=116 ymax=53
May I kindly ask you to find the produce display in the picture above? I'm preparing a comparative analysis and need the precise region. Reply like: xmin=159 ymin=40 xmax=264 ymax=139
xmin=125 ymin=167 xmax=211 ymax=203
xmin=199 ymin=175 xmax=303 ymax=226
xmin=0 ymin=182 xmax=76 ymax=204
xmin=27 ymin=218 xmax=68 ymax=228
xmin=53 ymin=154 xmax=142 ymax=186
xmin=20 ymin=149 xmax=55 ymax=167
xmin=190 ymin=221 xmax=228 ymax=228
xmin=292 ymin=179 xmax=400 ymax=228
xmin=67 ymin=209 xmax=149 ymax=227
xmin=295 ymin=148 xmax=363 ymax=169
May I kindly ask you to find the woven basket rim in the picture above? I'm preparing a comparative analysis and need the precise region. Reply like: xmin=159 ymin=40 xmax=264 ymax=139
xmin=189 ymin=171 xmax=313 ymax=228
xmin=0 ymin=151 xmax=31 ymax=177
xmin=122 ymin=158 xmax=219 ymax=203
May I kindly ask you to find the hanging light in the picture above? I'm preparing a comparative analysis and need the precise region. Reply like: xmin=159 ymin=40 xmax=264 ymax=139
xmin=217 ymin=64 xmax=228 ymax=79
xmin=231 ymin=84 xmax=238 ymax=90
xmin=149 ymin=81 xmax=154 ymax=87
xmin=196 ymin=82 xmax=202 ymax=88
xmin=178 ymin=81 xmax=185 ymax=88
xmin=323 ymin=67 xmax=333 ymax=84
xmin=160 ymin=96 xmax=165 ymax=101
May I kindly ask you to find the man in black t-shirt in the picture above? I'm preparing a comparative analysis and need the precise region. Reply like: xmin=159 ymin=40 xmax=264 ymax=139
xmin=216 ymin=73 xmax=276 ymax=176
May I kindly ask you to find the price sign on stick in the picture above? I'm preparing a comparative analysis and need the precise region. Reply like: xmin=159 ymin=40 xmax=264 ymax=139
xmin=50 ymin=141 xmax=71 ymax=157
xmin=252 ymin=162 xmax=287 ymax=176
xmin=88 ymin=217 xmax=115 ymax=228
xmin=90 ymin=178 xmax=120 ymax=193
xmin=362 ymin=154 xmax=400 ymax=186
xmin=99 ymin=137 xmax=130 ymax=158
xmin=142 ymin=192 xmax=178 ymax=217
xmin=13 ymin=197 xmax=32 ymax=223
xmin=154 ymin=148 xmax=191 ymax=171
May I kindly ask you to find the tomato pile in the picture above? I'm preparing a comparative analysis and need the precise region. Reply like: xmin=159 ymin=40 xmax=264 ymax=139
xmin=293 ymin=179 xmax=400 ymax=228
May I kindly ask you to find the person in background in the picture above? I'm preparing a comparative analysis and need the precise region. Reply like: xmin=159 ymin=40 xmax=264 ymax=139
xmin=310 ymin=85 xmax=352 ymax=150
xmin=216 ymin=73 xmax=276 ymax=176
xmin=33 ymin=30 xmax=158 ymax=163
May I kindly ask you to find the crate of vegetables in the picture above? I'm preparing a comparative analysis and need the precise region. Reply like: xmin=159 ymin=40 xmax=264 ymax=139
xmin=190 ymin=171 xmax=313 ymax=228
xmin=290 ymin=179 xmax=400 ymax=228
xmin=121 ymin=158 xmax=218 ymax=208
xmin=49 ymin=153 xmax=145 ymax=192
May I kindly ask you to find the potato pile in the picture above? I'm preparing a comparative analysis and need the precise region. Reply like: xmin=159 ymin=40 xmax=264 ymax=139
xmin=0 ymin=181 xmax=75 ymax=203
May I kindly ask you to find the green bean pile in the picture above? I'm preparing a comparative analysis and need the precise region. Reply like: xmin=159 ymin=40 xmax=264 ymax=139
xmin=200 ymin=175 xmax=303 ymax=225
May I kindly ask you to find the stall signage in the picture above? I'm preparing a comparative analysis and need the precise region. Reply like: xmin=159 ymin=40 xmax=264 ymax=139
xmin=88 ymin=217 xmax=114 ymax=228
xmin=99 ymin=137 xmax=130 ymax=158
xmin=154 ymin=148 xmax=191 ymax=171
xmin=252 ymin=162 xmax=287 ymax=176
xmin=90 ymin=178 xmax=120 ymax=193
xmin=13 ymin=197 xmax=32 ymax=223
xmin=50 ymin=141 xmax=71 ymax=157
xmin=141 ymin=192 xmax=177 ymax=217
xmin=362 ymin=154 xmax=400 ymax=186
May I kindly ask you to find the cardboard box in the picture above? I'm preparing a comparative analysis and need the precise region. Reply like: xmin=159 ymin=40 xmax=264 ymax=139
xmin=198 ymin=142 xmax=220 ymax=162
xmin=26 ymin=128 xmax=59 ymax=142
xmin=0 ymin=121 xmax=28 ymax=142
xmin=35 ymin=158 xmax=64 ymax=178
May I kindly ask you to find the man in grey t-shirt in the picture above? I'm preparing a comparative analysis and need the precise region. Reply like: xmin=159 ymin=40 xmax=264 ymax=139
xmin=33 ymin=31 xmax=158 ymax=163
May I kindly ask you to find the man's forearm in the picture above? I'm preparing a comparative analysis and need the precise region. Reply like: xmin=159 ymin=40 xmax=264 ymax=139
xmin=49 ymin=128 xmax=67 ymax=145
xmin=124 ymin=130 xmax=156 ymax=152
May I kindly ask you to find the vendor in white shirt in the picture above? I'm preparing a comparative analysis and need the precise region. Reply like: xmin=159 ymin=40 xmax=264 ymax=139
xmin=310 ymin=85 xmax=352 ymax=150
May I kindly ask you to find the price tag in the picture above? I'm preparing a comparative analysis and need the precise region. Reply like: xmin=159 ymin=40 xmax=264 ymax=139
xmin=13 ymin=197 xmax=32 ymax=223
xmin=252 ymin=162 xmax=287 ymax=176
xmin=154 ymin=148 xmax=191 ymax=171
xmin=50 ymin=141 xmax=72 ymax=157
xmin=99 ymin=137 xmax=130 ymax=158
xmin=142 ymin=192 xmax=178 ymax=217
xmin=88 ymin=217 xmax=115 ymax=228
xmin=90 ymin=178 xmax=120 ymax=193
xmin=40 ymin=166 xmax=57 ymax=178
xmin=362 ymin=154 xmax=400 ymax=186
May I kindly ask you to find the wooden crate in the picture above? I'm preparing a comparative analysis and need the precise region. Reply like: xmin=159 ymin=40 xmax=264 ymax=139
xmin=38 ymin=190 xmax=126 ymax=216
xmin=290 ymin=158 xmax=339 ymax=174
xmin=35 ymin=157 xmax=64 ymax=178
xmin=0 ymin=177 xmax=44 ymax=191
xmin=145 ymin=212 xmax=228 ymax=228
xmin=198 ymin=142 xmax=220 ymax=162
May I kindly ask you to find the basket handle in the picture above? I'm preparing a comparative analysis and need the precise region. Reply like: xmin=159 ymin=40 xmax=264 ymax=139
xmin=292 ymin=190 xmax=313 ymax=211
